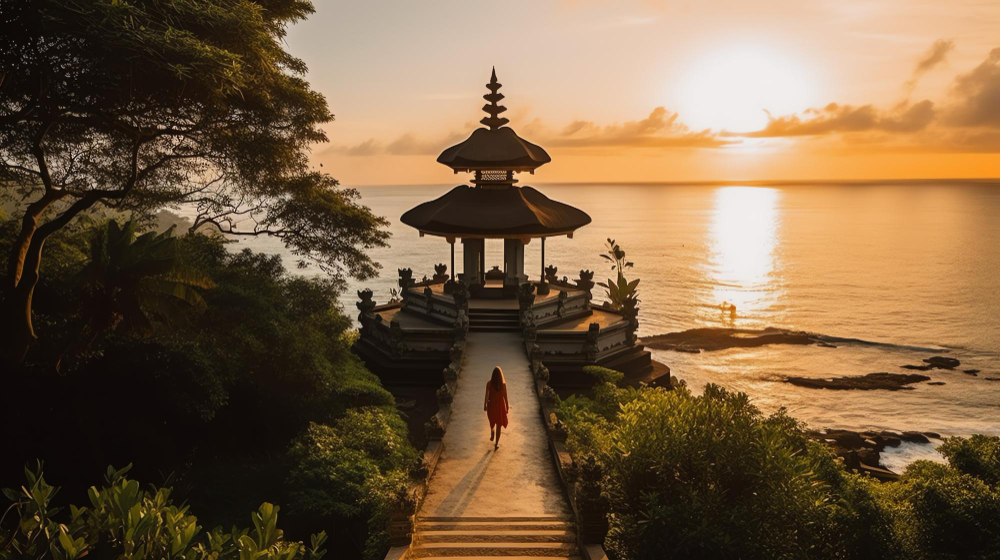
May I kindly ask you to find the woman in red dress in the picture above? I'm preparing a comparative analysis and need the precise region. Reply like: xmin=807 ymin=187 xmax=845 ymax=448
xmin=484 ymin=366 xmax=509 ymax=450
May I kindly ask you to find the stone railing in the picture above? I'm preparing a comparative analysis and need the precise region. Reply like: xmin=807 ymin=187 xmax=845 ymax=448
xmin=386 ymin=322 xmax=470 ymax=549
xmin=525 ymin=344 xmax=610 ymax=560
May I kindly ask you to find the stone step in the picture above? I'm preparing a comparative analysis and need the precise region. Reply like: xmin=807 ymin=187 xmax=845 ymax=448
xmin=416 ymin=557 xmax=581 ymax=560
xmin=416 ymin=530 xmax=576 ymax=543
xmin=409 ymin=542 xmax=579 ymax=558
xmin=469 ymin=325 xmax=521 ymax=332
xmin=468 ymin=318 xmax=520 ymax=326
xmin=468 ymin=308 xmax=519 ymax=316
xmin=416 ymin=522 xmax=573 ymax=532
xmin=417 ymin=516 xmax=572 ymax=523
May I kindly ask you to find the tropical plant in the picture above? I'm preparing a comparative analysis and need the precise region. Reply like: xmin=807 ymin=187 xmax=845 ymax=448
xmin=596 ymin=238 xmax=639 ymax=311
xmin=0 ymin=463 xmax=327 ymax=560
xmin=63 ymin=218 xmax=212 ymax=361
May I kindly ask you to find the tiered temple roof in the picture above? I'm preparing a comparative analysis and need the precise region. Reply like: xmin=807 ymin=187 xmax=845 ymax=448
xmin=401 ymin=68 xmax=590 ymax=238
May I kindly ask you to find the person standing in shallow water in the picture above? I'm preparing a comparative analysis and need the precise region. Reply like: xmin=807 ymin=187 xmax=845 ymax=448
xmin=484 ymin=366 xmax=509 ymax=450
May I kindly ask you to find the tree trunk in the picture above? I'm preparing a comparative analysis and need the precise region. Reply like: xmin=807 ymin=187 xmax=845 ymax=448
xmin=3 ymin=194 xmax=96 ymax=365
xmin=3 ymin=235 xmax=44 ymax=365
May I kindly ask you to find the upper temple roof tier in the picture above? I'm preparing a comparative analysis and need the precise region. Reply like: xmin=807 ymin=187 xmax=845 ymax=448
xmin=436 ymin=69 xmax=551 ymax=173
xmin=399 ymin=185 xmax=591 ymax=238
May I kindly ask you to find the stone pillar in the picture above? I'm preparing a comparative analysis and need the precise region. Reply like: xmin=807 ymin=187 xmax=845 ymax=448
xmin=461 ymin=238 xmax=484 ymax=285
xmin=503 ymin=238 xmax=526 ymax=285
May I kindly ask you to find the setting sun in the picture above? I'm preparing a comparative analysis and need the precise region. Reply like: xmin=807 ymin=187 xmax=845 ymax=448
xmin=675 ymin=46 xmax=818 ymax=133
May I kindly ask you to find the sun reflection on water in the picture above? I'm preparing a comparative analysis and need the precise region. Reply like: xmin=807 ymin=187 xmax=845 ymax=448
xmin=705 ymin=186 xmax=783 ymax=326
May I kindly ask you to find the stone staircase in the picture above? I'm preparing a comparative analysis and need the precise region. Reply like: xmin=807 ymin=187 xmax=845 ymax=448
xmin=468 ymin=308 xmax=521 ymax=332
xmin=408 ymin=516 xmax=581 ymax=559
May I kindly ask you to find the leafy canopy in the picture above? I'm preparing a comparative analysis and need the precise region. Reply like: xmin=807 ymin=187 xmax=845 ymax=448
xmin=1 ymin=0 xmax=388 ymax=287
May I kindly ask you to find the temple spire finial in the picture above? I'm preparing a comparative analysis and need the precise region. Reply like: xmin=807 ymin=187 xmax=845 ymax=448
xmin=481 ymin=67 xmax=510 ymax=130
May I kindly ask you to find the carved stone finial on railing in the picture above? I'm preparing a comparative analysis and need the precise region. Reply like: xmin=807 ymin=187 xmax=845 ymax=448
xmin=518 ymin=282 xmax=536 ymax=331
xmin=451 ymin=281 xmax=470 ymax=313
xmin=575 ymin=454 xmax=610 ymax=543
xmin=386 ymin=488 xmax=417 ymax=546
xmin=544 ymin=264 xmax=559 ymax=283
xmin=576 ymin=269 xmax=595 ymax=294
xmin=357 ymin=288 xmax=376 ymax=314
xmin=398 ymin=268 xmax=414 ymax=290
xmin=433 ymin=263 xmax=449 ymax=282
xmin=424 ymin=286 xmax=435 ymax=314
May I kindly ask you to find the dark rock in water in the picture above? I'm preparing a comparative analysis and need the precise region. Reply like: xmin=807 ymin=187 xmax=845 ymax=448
xmin=901 ymin=431 xmax=931 ymax=444
xmin=785 ymin=372 xmax=930 ymax=391
xmin=923 ymin=432 xmax=941 ymax=439
xmin=985 ymin=377 xmax=1000 ymax=381
xmin=822 ymin=429 xmax=866 ymax=449
xmin=963 ymin=369 xmax=980 ymax=375
xmin=927 ymin=381 xmax=946 ymax=385
xmin=643 ymin=327 xmax=816 ymax=352
xmin=882 ymin=435 xmax=902 ymax=447
xmin=923 ymin=356 xmax=960 ymax=369
xmin=857 ymin=447 xmax=880 ymax=465
xmin=901 ymin=364 xmax=934 ymax=371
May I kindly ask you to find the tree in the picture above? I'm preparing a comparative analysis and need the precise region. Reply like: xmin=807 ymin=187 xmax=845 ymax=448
xmin=0 ymin=0 xmax=389 ymax=362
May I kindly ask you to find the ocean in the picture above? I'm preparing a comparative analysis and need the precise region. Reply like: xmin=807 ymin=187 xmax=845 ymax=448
xmin=221 ymin=181 xmax=1000 ymax=467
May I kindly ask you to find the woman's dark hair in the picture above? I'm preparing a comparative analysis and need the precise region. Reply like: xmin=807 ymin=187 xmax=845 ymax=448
xmin=491 ymin=366 xmax=505 ymax=391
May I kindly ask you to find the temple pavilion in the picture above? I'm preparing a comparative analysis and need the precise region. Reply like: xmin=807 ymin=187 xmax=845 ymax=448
xmin=354 ymin=70 xmax=659 ymax=388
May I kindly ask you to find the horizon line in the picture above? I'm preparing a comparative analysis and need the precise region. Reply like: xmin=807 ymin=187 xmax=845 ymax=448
xmin=342 ymin=177 xmax=1000 ymax=188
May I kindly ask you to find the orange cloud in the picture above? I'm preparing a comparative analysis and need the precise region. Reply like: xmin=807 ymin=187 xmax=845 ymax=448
xmin=905 ymin=38 xmax=954 ymax=91
xmin=742 ymin=100 xmax=936 ymax=137
xmin=945 ymin=47 xmax=1000 ymax=128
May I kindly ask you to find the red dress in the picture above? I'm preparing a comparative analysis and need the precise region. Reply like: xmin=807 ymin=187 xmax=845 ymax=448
xmin=485 ymin=381 xmax=509 ymax=428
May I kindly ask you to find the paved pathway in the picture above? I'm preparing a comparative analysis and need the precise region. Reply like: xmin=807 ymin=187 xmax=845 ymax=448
xmin=419 ymin=332 xmax=571 ymax=518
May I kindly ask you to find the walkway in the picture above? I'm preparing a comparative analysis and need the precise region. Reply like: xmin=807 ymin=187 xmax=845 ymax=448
xmin=409 ymin=332 xmax=578 ymax=559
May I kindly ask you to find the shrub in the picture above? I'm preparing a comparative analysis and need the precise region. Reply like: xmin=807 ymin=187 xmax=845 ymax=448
xmin=939 ymin=434 xmax=1000 ymax=487
xmin=560 ymin=384 xmax=898 ymax=560
xmin=0 ymin=464 xmax=327 ymax=560
xmin=286 ymin=408 xmax=418 ymax=559
xmin=883 ymin=439 xmax=1000 ymax=560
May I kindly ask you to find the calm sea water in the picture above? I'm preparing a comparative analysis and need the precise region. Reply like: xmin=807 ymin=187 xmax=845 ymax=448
xmin=224 ymin=181 xmax=1000 ymax=465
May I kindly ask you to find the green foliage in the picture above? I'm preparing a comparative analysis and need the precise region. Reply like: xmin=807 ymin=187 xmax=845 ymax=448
xmin=582 ymin=365 xmax=624 ymax=385
xmin=939 ymin=434 xmax=1000 ymax=487
xmin=559 ymin=384 xmax=895 ymax=560
xmin=2 ymin=227 xmax=414 ymax=560
xmin=69 ymin=218 xmax=212 ymax=354
xmin=559 ymin=381 xmax=1000 ymax=560
xmin=0 ymin=463 xmax=327 ymax=560
xmin=286 ymin=409 xmax=417 ymax=559
xmin=1 ymin=0 xmax=389 ymax=354
xmin=595 ymin=238 xmax=639 ymax=311
xmin=881 ymin=438 xmax=1000 ymax=560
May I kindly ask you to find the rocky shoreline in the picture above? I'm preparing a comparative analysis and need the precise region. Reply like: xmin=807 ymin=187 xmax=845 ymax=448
xmin=808 ymin=428 xmax=942 ymax=481
xmin=642 ymin=328 xmax=1000 ymax=479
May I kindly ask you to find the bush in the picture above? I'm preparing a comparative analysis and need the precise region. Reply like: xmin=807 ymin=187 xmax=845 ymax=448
xmin=0 ymin=464 xmax=327 ymax=560
xmin=560 ymin=384 xmax=895 ymax=560
xmin=883 ymin=439 xmax=1000 ymax=560
xmin=286 ymin=408 xmax=418 ymax=559
xmin=559 ymin=380 xmax=1000 ymax=560
xmin=1 ymin=227 xmax=414 ymax=560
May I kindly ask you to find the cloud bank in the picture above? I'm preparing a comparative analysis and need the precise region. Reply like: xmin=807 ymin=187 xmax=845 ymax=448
xmin=327 ymin=41 xmax=1000 ymax=158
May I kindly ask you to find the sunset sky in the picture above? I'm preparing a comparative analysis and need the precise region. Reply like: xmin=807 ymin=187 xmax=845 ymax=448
xmin=289 ymin=0 xmax=1000 ymax=185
